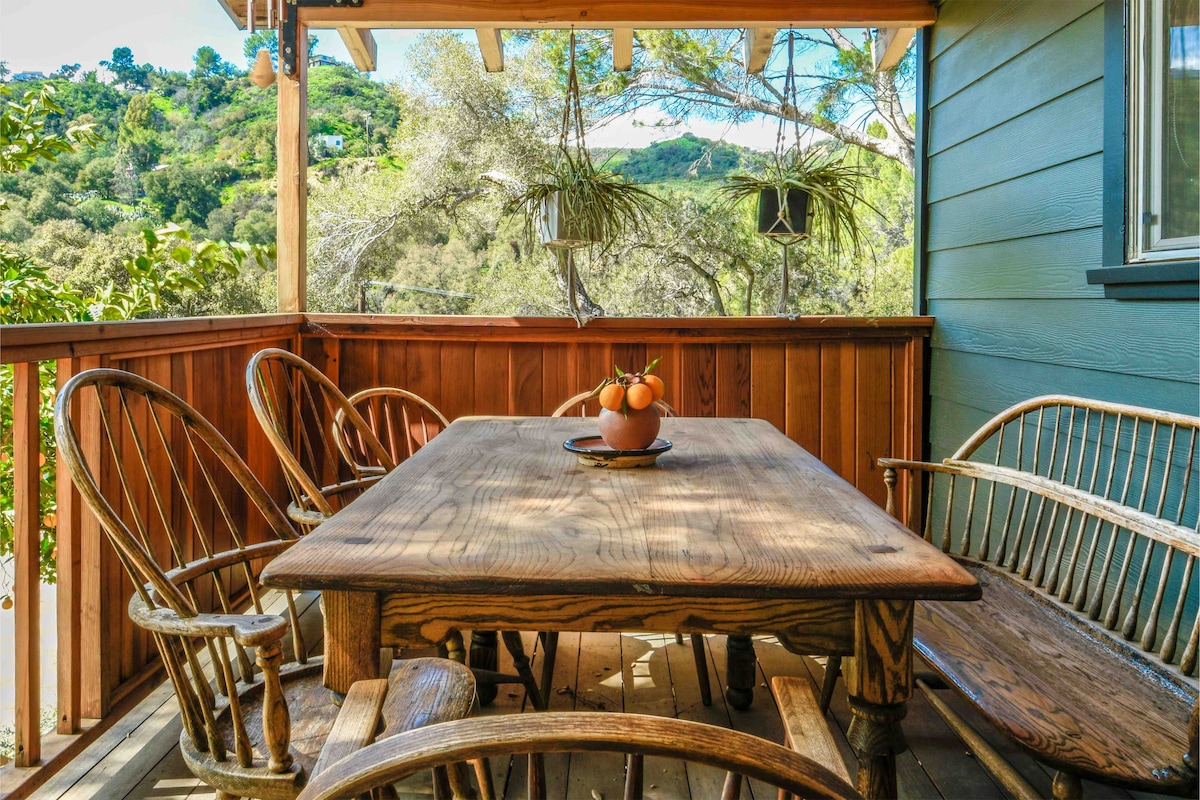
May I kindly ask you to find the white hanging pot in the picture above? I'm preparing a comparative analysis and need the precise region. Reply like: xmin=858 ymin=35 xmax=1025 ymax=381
xmin=539 ymin=191 xmax=602 ymax=250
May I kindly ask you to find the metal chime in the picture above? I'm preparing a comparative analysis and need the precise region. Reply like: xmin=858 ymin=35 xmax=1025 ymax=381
xmin=249 ymin=0 xmax=278 ymax=88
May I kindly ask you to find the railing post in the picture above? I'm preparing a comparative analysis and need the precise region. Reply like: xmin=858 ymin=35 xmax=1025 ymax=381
xmin=13 ymin=361 xmax=42 ymax=766
xmin=55 ymin=358 xmax=84 ymax=734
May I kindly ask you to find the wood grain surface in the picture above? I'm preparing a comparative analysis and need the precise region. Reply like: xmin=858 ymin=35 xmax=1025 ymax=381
xmin=261 ymin=417 xmax=978 ymax=601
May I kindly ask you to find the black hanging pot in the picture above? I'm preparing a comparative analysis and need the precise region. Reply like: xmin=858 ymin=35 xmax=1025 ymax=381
xmin=757 ymin=187 xmax=811 ymax=238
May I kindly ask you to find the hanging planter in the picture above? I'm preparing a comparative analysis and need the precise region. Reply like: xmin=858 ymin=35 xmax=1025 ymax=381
xmin=509 ymin=32 xmax=658 ymax=323
xmin=757 ymin=186 xmax=811 ymax=238
xmin=716 ymin=30 xmax=877 ymax=314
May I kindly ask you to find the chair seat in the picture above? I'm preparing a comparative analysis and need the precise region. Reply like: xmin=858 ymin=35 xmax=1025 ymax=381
xmin=183 ymin=657 xmax=477 ymax=800
xmin=915 ymin=562 xmax=1196 ymax=794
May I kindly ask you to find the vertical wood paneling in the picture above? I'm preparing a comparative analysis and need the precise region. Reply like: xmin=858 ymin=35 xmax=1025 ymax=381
xmin=821 ymin=342 xmax=858 ymax=482
xmin=439 ymin=342 xmax=475 ymax=421
xmin=575 ymin=344 xmax=613 ymax=394
xmin=786 ymin=343 xmax=822 ymax=453
xmin=680 ymin=345 xmax=717 ymax=417
xmin=716 ymin=345 xmax=751 ymax=417
xmin=891 ymin=342 xmax=915 ymax=528
xmin=474 ymin=342 xmax=510 ymax=415
xmin=654 ymin=343 xmax=683 ymax=412
xmin=750 ymin=344 xmax=786 ymax=432
xmin=509 ymin=344 xmax=543 ymax=415
xmin=13 ymin=361 xmax=42 ymax=766
xmin=338 ymin=339 xmax=379 ymax=397
xmin=405 ymin=341 xmax=442 ymax=412
xmin=856 ymin=343 xmax=894 ymax=508
xmin=542 ymin=344 xmax=570 ymax=413
xmin=376 ymin=340 xmax=407 ymax=391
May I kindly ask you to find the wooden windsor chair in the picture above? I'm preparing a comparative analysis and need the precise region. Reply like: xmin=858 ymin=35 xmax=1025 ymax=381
xmin=295 ymin=713 xmax=862 ymax=800
xmin=54 ymin=368 xmax=477 ymax=800
xmin=333 ymin=386 xmax=450 ymax=474
xmin=246 ymin=348 xmax=395 ymax=530
xmin=248 ymin=349 xmax=546 ymax=713
xmin=551 ymin=391 xmax=714 ymax=706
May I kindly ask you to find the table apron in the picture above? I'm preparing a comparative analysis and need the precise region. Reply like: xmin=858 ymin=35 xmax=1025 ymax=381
xmin=378 ymin=592 xmax=856 ymax=655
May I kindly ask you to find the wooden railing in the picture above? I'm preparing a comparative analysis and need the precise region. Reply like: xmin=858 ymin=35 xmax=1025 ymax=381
xmin=0 ymin=313 xmax=931 ymax=793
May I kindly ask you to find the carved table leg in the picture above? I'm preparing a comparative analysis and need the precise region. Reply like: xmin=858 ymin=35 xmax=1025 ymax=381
xmin=724 ymin=635 xmax=757 ymax=710
xmin=501 ymin=630 xmax=545 ymax=710
xmin=847 ymin=698 xmax=906 ymax=800
xmin=470 ymin=631 xmax=499 ymax=705
xmin=846 ymin=599 xmax=914 ymax=800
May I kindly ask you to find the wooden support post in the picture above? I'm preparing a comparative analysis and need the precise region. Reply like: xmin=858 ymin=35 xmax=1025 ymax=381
xmin=475 ymin=28 xmax=504 ymax=72
xmin=278 ymin=17 xmax=309 ymax=313
xmin=744 ymin=28 xmax=777 ymax=73
xmin=14 ymin=362 xmax=42 ymax=766
xmin=613 ymin=28 xmax=633 ymax=72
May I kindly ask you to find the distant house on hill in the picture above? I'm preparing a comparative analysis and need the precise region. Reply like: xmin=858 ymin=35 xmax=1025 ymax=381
xmin=309 ymin=55 xmax=338 ymax=68
xmin=320 ymin=134 xmax=344 ymax=151
xmin=12 ymin=71 xmax=47 ymax=82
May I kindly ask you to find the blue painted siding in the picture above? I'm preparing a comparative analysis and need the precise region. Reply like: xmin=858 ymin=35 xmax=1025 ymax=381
xmin=925 ymin=0 xmax=1200 ymax=458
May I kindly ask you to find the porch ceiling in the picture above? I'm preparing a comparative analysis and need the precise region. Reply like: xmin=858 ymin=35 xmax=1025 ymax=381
xmin=218 ymin=0 xmax=936 ymax=30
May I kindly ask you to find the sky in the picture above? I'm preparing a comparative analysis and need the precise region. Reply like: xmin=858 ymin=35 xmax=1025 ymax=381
xmin=0 ymin=0 xmax=868 ymax=151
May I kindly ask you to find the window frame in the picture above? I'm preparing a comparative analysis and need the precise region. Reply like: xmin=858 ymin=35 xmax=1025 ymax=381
xmin=1090 ymin=0 xmax=1199 ymax=299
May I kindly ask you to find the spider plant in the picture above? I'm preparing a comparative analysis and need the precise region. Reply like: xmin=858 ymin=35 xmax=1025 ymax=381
xmin=716 ymin=144 xmax=877 ymax=257
xmin=513 ymin=145 xmax=658 ymax=251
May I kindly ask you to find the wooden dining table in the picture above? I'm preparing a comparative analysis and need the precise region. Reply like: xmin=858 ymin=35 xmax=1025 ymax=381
xmin=261 ymin=415 xmax=979 ymax=799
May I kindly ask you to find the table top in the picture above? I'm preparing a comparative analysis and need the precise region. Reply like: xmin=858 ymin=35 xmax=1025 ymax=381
xmin=261 ymin=416 xmax=979 ymax=602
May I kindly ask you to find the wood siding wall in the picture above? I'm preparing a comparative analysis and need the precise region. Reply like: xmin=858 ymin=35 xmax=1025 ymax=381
xmin=924 ymin=0 xmax=1200 ymax=458
xmin=1 ymin=314 xmax=928 ymax=791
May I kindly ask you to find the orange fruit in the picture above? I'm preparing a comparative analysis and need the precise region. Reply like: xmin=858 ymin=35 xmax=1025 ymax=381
xmin=642 ymin=374 xmax=665 ymax=402
xmin=599 ymin=383 xmax=625 ymax=412
xmin=626 ymin=383 xmax=653 ymax=410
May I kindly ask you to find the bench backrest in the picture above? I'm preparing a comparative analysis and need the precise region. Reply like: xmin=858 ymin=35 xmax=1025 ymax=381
xmin=915 ymin=395 xmax=1199 ymax=680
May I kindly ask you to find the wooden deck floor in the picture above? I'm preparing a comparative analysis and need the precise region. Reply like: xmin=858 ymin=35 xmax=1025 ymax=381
xmin=24 ymin=593 xmax=1173 ymax=800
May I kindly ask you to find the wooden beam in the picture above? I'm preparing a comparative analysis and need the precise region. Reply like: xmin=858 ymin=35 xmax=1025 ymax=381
xmin=14 ymin=362 xmax=41 ymax=766
xmin=300 ymin=0 xmax=937 ymax=29
xmin=278 ymin=20 xmax=308 ymax=313
xmin=873 ymin=27 xmax=916 ymax=71
xmin=744 ymin=28 xmax=777 ymax=73
xmin=338 ymin=27 xmax=378 ymax=71
xmin=613 ymin=28 xmax=633 ymax=72
xmin=475 ymin=28 xmax=505 ymax=72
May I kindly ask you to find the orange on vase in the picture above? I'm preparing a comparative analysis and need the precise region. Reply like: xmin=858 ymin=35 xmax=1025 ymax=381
xmin=598 ymin=405 xmax=661 ymax=450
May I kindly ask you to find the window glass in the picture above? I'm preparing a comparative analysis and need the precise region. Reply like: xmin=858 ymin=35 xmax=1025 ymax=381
xmin=1131 ymin=0 xmax=1199 ymax=261
xmin=1159 ymin=0 xmax=1198 ymax=244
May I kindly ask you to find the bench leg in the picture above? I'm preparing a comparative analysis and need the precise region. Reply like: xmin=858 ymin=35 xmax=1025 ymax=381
xmin=819 ymin=655 xmax=842 ymax=714
xmin=1052 ymin=772 xmax=1082 ymax=800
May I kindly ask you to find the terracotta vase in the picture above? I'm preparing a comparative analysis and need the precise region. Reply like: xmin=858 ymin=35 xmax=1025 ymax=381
xmin=598 ymin=405 xmax=661 ymax=450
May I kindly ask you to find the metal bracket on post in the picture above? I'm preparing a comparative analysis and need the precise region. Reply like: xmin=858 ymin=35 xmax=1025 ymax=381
xmin=280 ymin=0 xmax=364 ymax=78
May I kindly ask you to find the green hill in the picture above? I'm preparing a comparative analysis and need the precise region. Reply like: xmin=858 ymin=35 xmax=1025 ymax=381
xmin=598 ymin=133 xmax=765 ymax=184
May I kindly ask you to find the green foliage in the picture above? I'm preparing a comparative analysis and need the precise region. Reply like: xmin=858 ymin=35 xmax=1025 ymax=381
xmin=0 ymin=84 xmax=102 ymax=176
xmin=611 ymin=133 xmax=756 ymax=183
xmin=100 ymin=46 xmax=152 ymax=90
xmin=142 ymin=162 xmax=232 ymax=225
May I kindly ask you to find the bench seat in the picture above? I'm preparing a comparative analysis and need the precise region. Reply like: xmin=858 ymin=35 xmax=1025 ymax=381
xmin=915 ymin=559 xmax=1196 ymax=795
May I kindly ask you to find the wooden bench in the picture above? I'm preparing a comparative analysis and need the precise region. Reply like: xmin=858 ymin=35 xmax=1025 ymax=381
xmin=879 ymin=395 xmax=1199 ymax=800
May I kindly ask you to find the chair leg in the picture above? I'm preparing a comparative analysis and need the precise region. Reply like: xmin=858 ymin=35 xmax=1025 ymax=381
xmin=624 ymin=753 xmax=644 ymax=800
xmin=538 ymin=631 xmax=559 ymax=700
xmin=675 ymin=633 xmax=684 ymax=645
xmin=448 ymin=760 xmax=479 ymax=800
xmin=819 ymin=655 xmax=842 ymax=714
xmin=473 ymin=757 xmax=497 ymax=800
xmin=690 ymin=634 xmax=712 ymax=707
xmin=501 ymin=630 xmax=546 ymax=710
xmin=528 ymin=753 xmax=547 ymax=799
xmin=433 ymin=765 xmax=454 ymax=800
xmin=721 ymin=772 xmax=743 ymax=800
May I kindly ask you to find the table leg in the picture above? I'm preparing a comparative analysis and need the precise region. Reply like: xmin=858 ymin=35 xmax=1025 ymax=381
xmin=322 ymin=591 xmax=381 ymax=697
xmin=724 ymin=634 xmax=756 ymax=710
xmin=846 ymin=599 xmax=913 ymax=800
xmin=470 ymin=630 xmax=499 ymax=705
